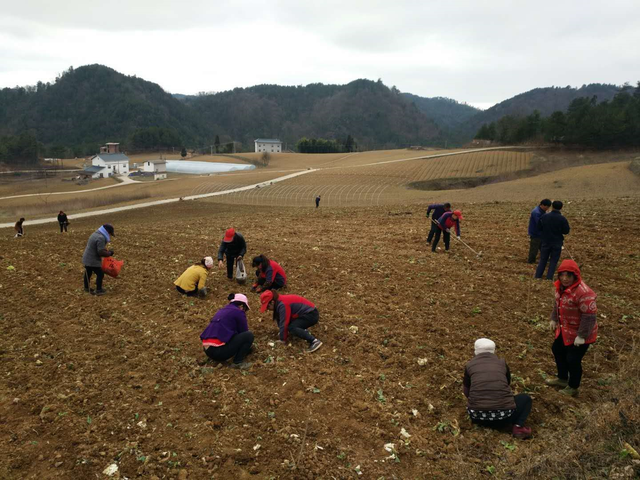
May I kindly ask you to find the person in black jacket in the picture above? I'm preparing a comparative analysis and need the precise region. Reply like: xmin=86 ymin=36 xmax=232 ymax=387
xmin=535 ymin=200 xmax=570 ymax=280
xmin=426 ymin=202 xmax=451 ymax=245
xmin=217 ymin=228 xmax=247 ymax=280
xmin=57 ymin=211 xmax=69 ymax=233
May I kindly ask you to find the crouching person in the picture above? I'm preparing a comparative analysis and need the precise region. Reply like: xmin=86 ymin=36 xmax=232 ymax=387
xmin=201 ymin=293 xmax=254 ymax=369
xmin=260 ymin=290 xmax=322 ymax=353
xmin=463 ymin=338 xmax=533 ymax=439
xmin=251 ymin=254 xmax=287 ymax=293
xmin=174 ymin=257 xmax=214 ymax=297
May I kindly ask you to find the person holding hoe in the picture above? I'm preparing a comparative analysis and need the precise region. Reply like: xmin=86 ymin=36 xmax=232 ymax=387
xmin=432 ymin=209 xmax=463 ymax=252
xmin=174 ymin=257 xmax=214 ymax=297
xmin=217 ymin=228 xmax=247 ymax=281
xmin=251 ymin=254 xmax=287 ymax=293
xmin=260 ymin=290 xmax=323 ymax=353
xmin=200 ymin=293 xmax=254 ymax=369
xmin=545 ymin=259 xmax=598 ymax=397
xmin=426 ymin=202 xmax=451 ymax=245
xmin=463 ymin=338 xmax=533 ymax=439
xmin=82 ymin=224 xmax=115 ymax=295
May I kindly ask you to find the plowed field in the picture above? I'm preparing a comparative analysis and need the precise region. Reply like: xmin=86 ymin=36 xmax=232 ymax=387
xmin=2 ymin=196 xmax=639 ymax=479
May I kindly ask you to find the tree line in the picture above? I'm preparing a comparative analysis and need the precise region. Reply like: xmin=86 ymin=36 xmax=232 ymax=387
xmin=296 ymin=135 xmax=357 ymax=153
xmin=475 ymin=82 xmax=640 ymax=147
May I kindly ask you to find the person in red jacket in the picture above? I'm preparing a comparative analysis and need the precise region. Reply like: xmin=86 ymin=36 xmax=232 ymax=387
xmin=251 ymin=254 xmax=287 ymax=293
xmin=545 ymin=259 xmax=598 ymax=396
xmin=260 ymin=290 xmax=322 ymax=353
xmin=431 ymin=210 xmax=462 ymax=252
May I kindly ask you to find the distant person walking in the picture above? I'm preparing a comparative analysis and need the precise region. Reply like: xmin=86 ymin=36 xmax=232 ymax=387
xmin=260 ymin=290 xmax=323 ymax=353
xmin=174 ymin=257 xmax=214 ymax=297
xmin=315 ymin=195 xmax=321 ymax=208
xmin=426 ymin=202 xmax=451 ymax=245
xmin=201 ymin=293 xmax=254 ymax=369
xmin=82 ymin=224 xmax=115 ymax=295
xmin=217 ymin=228 xmax=247 ymax=280
xmin=527 ymin=199 xmax=551 ymax=263
xmin=535 ymin=200 xmax=570 ymax=280
xmin=14 ymin=218 xmax=25 ymax=238
xmin=251 ymin=254 xmax=287 ymax=293
xmin=58 ymin=211 xmax=69 ymax=233
xmin=545 ymin=260 xmax=598 ymax=396
xmin=432 ymin=210 xmax=462 ymax=252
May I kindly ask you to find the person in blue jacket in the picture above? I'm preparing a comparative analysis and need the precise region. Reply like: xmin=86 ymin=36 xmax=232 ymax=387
xmin=535 ymin=200 xmax=570 ymax=280
xmin=426 ymin=202 xmax=451 ymax=245
xmin=200 ymin=293 xmax=254 ymax=369
xmin=527 ymin=199 xmax=551 ymax=263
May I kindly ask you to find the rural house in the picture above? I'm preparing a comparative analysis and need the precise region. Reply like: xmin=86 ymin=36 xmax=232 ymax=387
xmin=141 ymin=160 xmax=167 ymax=180
xmin=254 ymin=138 xmax=282 ymax=153
xmin=82 ymin=143 xmax=130 ymax=179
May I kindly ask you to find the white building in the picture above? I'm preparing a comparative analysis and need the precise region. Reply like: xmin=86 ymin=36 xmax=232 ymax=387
xmin=142 ymin=160 xmax=167 ymax=180
xmin=254 ymin=138 xmax=282 ymax=153
xmin=82 ymin=143 xmax=130 ymax=179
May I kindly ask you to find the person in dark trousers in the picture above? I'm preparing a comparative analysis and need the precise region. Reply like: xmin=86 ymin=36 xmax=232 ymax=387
xmin=217 ymin=228 xmax=247 ymax=280
xmin=426 ymin=202 xmax=451 ymax=245
xmin=535 ymin=200 xmax=570 ymax=280
xmin=545 ymin=260 xmax=598 ymax=396
xmin=174 ymin=257 xmax=214 ymax=297
xmin=260 ymin=290 xmax=322 ymax=353
xmin=251 ymin=254 xmax=287 ymax=292
xmin=58 ymin=211 xmax=69 ymax=233
xmin=463 ymin=338 xmax=533 ymax=439
xmin=201 ymin=293 xmax=254 ymax=369
xmin=315 ymin=195 xmax=321 ymax=208
xmin=14 ymin=218 xmax=25 ymax=237
xmin=82 ymin=224 xmax=115 ymax=295
xmin=527 ymin=199 xmax=551 ymax=263
xmin=432 ymin=210 xmax=462 ymax=252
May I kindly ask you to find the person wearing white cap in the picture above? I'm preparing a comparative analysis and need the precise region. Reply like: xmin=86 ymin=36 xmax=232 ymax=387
xmin=200 ymin=293 xmax=254 ymax=369
xmin=463 ymin=338 xmax=533 ymax=439
xmin=174 ymin=257 xmax=214 ymax=297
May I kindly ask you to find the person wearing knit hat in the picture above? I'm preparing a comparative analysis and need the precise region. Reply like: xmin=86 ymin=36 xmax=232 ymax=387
xmin=260 ymin=290 xmax=322 ymax=353
xmin=200 ymin=293 xmax=254 ymax=369
xmin=431 ymin=210 xmax=462 ymax=253
xmin=82 ymin=223 xmax=115 ymax=295
xmin=463 ymin=338 xmax=533 ymax=439
xmin=174 ymin=257 xmax=214 ymax=297
xmin=545 ymin=259 xmax=598 ymax=397
xmin=217 ymin=228 xmax=247 ymax=280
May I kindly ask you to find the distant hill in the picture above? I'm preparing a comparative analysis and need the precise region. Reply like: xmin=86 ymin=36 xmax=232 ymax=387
xmin=401 ymin=93 xmax=480 ymax=131
xmin=454 ymin=84 xmax=621 ymax=143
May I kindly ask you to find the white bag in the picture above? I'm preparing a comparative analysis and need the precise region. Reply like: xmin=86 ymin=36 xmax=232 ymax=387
xmin=235 ymin=259 xmax=247 ymax=284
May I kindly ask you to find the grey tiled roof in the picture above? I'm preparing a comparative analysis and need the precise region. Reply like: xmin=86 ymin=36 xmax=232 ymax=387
xmin=95 ymin=153 xmax=129 ymax=162
xmin=254 ymin=139 xmax=282 ymax=144
xmin=83 ymin=166 xmax=106 ymax=173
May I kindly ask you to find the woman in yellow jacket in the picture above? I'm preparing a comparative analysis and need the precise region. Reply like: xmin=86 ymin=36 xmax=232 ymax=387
xmin=174 ymin=257 xmax=214 ymax=297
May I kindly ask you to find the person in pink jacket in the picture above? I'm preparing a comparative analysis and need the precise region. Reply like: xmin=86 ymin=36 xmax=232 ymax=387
xmin=545 ymin=259 xmax=598 ymax=397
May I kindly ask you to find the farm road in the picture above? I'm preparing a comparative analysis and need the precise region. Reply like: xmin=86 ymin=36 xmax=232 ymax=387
xmin=0 ymin=146 xmax=522 ymax=229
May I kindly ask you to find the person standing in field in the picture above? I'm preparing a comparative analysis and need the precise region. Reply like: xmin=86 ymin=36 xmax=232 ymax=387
xmin=217 ymin=228 xmax=247 ymax=281
xmin=545 ymin=260 xmax=598 ymax=397
xmin=14 ymin=218 xmax=25 ymax=238
xmin=463 ymin=338 xmax=533 ymax=439
xmin=315 ymin=195 xmax=321 ymax=208
xmin=535 ymin=200 xmax=570 ymax=280
xmin=58 ymin=211 xmax=69 ymax=233
xmin=251 ymin=254 xmax=287 ymax=293
xmin=527 ymin=199 xmax=551 ymax=263
xmin=426 ymin=202 xmax=451 ymax=245
xmin=82 ymin=224 xmax=115 ymax=295
xmin=260 ymin=290 xmax=323 ymax=353
xmin=432 ymin=210 xmax=462 ymax=252
xmin=200 ymin=293 xmax=254 ymax=369
xmin=174 ymin=257 xmax=214 ymax=297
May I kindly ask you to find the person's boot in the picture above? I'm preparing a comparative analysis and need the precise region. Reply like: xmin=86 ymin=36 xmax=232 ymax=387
xmin=92 ymin=289 xmax=107 ymax=296
xmin=545 ymin=377 xmax=568 ymax=388
xmin=512 ymin=425 xmax=532 ymax=439
xmin=307 ymin=339 xmax=323 ymax=353
xmin=230 ymin=362 xmax=252 ymax=370
xmin=559 ymin=386 xmax=579 ymax=397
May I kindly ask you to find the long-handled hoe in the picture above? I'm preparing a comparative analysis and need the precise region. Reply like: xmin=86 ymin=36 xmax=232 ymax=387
xmin=429 ymin=217 xmax=483 ymax=258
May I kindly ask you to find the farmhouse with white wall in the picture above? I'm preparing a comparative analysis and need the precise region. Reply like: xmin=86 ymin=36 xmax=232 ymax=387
xmin=83 ymin=143 xmax=130 ymax=179
xmin=142 ymin=160 xmax=167 ymax=180
xmin=254 ymin=138 xmax=282 ymax=153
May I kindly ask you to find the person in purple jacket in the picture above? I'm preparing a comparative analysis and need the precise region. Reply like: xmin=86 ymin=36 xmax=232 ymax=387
xmin=426 ymin=202 xmax=451 ymax=245
xmin=200 ymin=293 xmax=254 ymax=369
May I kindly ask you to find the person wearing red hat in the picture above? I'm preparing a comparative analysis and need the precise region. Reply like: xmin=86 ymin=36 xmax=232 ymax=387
xmin=217 ymin=228 xmax=246 ymax=280
xmin=200 ymin=293 xmax=254 ymax=369
xmin=431 ymin=210 xmax=462 ymax=252
xmin=260 ymin=290 xmax=322 ymax=353
xmin=251 ymin=254 xmax=287 ymax=293
xmin=545 ymin=259 xmax=598 ymax=396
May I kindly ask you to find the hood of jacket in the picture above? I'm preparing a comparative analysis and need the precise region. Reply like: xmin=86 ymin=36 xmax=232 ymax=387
xmin=557 ymin=259 xmax=581 ymax=282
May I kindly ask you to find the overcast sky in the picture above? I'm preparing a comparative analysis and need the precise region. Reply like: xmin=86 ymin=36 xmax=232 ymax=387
xmin=1 ymin=0 xmax=639 ymax=109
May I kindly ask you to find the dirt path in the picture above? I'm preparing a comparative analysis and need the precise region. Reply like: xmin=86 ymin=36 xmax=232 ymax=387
xmin=0 ymin=174 xmax=139 ymax=200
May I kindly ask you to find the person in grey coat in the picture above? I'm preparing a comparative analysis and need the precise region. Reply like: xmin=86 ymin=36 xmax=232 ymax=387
xmin=82 ymin=224 xmax=115 ymax=295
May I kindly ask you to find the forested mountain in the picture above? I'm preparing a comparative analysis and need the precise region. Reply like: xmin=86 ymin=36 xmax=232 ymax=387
xmin=184 ymin=80 xmax=442 ymax=149
xmin=401 ymin=93 xmax=480 ymax=131
xmin=454 ymin=84 xmax=621 ymax=143
xmin=0 ymin=65 xmax=207 ymax=156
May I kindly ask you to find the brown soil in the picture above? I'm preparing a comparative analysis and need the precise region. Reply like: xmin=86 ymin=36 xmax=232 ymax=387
xmin=1 ymin=198 xmax=639 ymax=479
